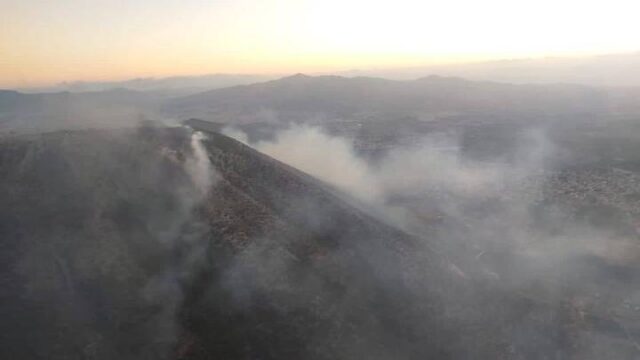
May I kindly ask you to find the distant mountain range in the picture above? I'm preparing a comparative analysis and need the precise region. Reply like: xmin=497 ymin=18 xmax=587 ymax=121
xmin=3 ymin=71 xmax=640 ymax=133
xmin=340 ymin=52 xmax=640 ymax=87
xmin=164 ymin=73 xmax=640 ymax=125
xmin=20 ymin=74 xmax=277 ymax=96
xmin=14 ymin=52 xmax=640 ymax=95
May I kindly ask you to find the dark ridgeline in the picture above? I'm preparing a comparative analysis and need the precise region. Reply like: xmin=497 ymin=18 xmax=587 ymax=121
xmin=0 ymin=126 xmax=452 ymax=359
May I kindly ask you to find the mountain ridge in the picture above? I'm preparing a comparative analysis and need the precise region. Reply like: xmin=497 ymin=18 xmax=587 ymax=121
xmin=0 ymin=126 xmax=452 ymax=359
xmin=163 ymin=73 xmax=617 ymax=125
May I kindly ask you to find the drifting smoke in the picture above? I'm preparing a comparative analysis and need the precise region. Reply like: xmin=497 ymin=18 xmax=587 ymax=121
xmin=3 ymin=121 xmax=639 ymax=359
xmin=216 ymin=124 xmax=630 ymax=357
xmin=221 ymin=126 xmax=250 ymax=145
xmin=223 ymin=124 xmax=640 ymax=341
xmin=142 ymin=127 xmax=218 ymax=357
xmin=228 ymin=124 xmax=550 ymax=206
xmin=253 ymin=125 xmax=381 ymax=201
xmin=185 ymin=131 xmax=216 ymax=196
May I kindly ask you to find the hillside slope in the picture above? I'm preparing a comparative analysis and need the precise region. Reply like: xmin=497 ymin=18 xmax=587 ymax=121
xmin=0 ymin=127 xmax=451 ymax=359
xmin=1 ymin=126 xmax=638 ymax=359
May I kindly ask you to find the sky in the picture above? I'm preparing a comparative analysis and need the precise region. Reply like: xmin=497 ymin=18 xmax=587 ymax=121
xmin=1 ymin=0 xmax=639 ymax=87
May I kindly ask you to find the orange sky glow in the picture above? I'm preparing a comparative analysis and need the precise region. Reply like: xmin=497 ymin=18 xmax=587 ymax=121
xmin=2 ymin=0 xmax=638 ymax=88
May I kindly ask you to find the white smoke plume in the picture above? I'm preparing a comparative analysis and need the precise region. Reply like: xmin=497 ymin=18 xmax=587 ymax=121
xmin=210 ymin=124 xmax=640 ymax=358
xmin=221 ymin=126 xmax=249 ymax=145
xmin=142 ymin=127 xmax=219 ymax=357
xmin=222 ymin=124 xmax=633 ymax=271
xmin=253 ymin=126 xmax=381 ymax=201
xmin=228 ymin=125 xmax=548 ymax=206
xmin=185 ymin=131 xmax=216 ymax=196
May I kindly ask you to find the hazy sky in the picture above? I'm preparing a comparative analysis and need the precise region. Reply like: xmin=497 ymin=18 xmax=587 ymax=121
xmin=2 ymin=0 xmax=638 ymax=87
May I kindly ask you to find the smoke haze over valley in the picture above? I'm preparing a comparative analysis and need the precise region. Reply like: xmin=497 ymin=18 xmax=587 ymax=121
xmin=2 ymin=2 xmax=640 ymax=357
xmin=2 ymin=65 xmax=640 ymax=358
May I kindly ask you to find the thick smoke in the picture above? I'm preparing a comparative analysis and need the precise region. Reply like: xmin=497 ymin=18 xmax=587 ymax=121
xmin=222 ymin=123 xmax=640 ymax=358
xmin=221 ymin=126 xmax=250 ymax=145
xmin=142 ymin=128 xmax=218 ymax=356
xmin=239 ymin=125 xmax=550 ymax=205
xmin=185 ymin=131 xmax=217 ymax=196
xmin=228 ymin=124 xmax=549 ymax=220
xmin=253 ymin=125 xmax=381 ymax=201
